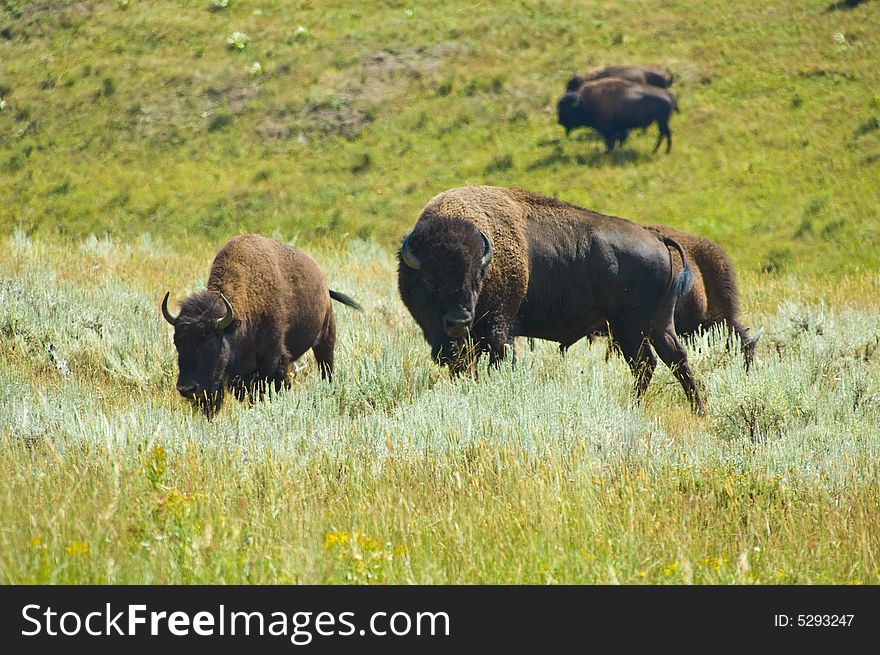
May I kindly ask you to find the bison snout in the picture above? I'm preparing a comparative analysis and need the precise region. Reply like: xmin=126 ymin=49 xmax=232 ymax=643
xmin=176 ymin=381 xmax=199 ymax=398
xmin=443 ymin=311 xmax=473 ymax=338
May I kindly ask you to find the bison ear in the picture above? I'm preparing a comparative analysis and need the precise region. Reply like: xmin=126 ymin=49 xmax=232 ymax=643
xmin=479 ymin=230 xmax=493 ymax=269
xmin=224 ymin=318 xmax=241 ymax=333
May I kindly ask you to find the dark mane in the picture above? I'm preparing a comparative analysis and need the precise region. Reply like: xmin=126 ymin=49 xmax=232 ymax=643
xmin=408 ymin=214 xmax=485 ymax=257
xmin=176 ymin=291 xmax=226 ymax=328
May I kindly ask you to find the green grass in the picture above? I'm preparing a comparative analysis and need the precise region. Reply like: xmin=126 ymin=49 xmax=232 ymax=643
xmin=1 ymin=0 xmax=878 ymax=274
xmin=0 ymin=0 xmax=879 ymax=583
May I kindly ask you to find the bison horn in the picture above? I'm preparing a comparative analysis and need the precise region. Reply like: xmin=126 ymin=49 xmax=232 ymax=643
xmin=161 ymin=292 xmax=178 ymax=325
xmin=479 ymin=230 xmax=493 ymax=269
xmin=216 ymin=293 xmax=234 ymax=330
xmin=400 ymin=232 xmax=421 ymax=270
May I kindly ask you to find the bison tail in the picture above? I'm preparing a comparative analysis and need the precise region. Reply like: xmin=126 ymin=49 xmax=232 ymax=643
xmin=329 ymin=290 xmax=363 ymax=311
xmin=671 ymin=95 xmax=680 ymax=113
xmin=742 ymin=326 xmax=763 ymax=372
xmin=661 ymin=236 xmax=693 ymax=300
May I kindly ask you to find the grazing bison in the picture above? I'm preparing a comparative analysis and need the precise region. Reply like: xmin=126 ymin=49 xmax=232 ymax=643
xmin=398 ymin=186 xmax=705 ymax=413
xmin=551 ymin=225 xmax=762 ymax=370
xmin=557 ymin=77 xmax=679 ymax=153
xmin=566 ymin=65 xmax=674 ymax=92
xmin=161 ymin=233 xmax=361 ymax=416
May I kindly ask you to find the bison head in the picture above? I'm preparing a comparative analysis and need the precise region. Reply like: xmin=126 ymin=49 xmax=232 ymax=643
xmin=398 ymin=217 xmax=493 ymax=358
xmin=556 ymin=91 xmax=590 ymax=135
xmin=162 ymin=290 xmax=238 ymax=416
xmin=565 ymin=74 xmax=586 ymax=93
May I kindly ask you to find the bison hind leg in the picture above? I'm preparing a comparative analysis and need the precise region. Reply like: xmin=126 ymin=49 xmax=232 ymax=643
xmin=654 ymin=119 xmax=672 ymax=153
xmin=601 ymin=131 xmax=617 ymax=153
xmin=312 ymin=311 xmax=336 ymax=382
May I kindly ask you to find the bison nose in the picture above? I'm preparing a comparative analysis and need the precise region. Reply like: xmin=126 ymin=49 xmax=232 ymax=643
xmin=176 ymin=382 xmax=199 ymax=397
xmin=443 ymin=311 xmax=472 ymax=338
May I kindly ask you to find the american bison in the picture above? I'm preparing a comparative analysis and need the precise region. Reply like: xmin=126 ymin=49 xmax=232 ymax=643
xmin=557 ymin=77 xmax=679 ymax=153
xmin=161 ymin=233 xmax=361 ymax=416
xmin=398 ymin=186 xmax=705 ymax=413
xmin=552 ymin=224 xmax=762 ymax=370
xmin=566 ymin=65 xmax=674 ymax=92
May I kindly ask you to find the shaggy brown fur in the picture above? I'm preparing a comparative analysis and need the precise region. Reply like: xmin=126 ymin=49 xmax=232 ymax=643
xmin=557 ymin=77 xmax=679 ymax=153
xmin=566 ymin=65 xmax=674 ymax=92
xmin=398 ymin=186 xmax=705 ymax=413
xmin=162 ymin=233 xmax=361 ymax=416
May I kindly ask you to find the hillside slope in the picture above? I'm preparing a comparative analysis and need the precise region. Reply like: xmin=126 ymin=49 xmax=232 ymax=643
xmin=1 ymin=0 xmax=878 ymax=275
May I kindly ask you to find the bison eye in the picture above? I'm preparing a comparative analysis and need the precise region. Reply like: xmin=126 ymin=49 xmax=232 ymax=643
xmin=423 ymin=278 xmax=438 ymax=293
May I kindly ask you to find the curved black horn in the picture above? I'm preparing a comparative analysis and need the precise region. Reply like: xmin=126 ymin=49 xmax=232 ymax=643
xmin=216 ymin=293 xmax=234 ymax=330
xmin=400 ymin=232 xmax=421 ymax=270
xmin=479 ymin=230 xmax=493 ymax=268
xmin=161 ymin=292 xmax=178 ymax=325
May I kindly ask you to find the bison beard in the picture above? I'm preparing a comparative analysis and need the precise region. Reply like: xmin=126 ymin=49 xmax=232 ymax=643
xmin=162 ymin=234 xmax=362 ymax=418
xmin=398 ymin=186 xmax=706 ymax=413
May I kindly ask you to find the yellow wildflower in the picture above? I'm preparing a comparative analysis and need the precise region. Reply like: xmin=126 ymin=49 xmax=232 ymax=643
xmin=65 ymin=541 xmax=90 ymax=557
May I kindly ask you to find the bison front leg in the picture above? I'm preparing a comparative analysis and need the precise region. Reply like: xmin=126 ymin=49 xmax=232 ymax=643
xmin=478 ymin=317 xmax=514 ymax=369
xmin=230 ymin=374 xmax=253 ymax=402
xmin=650 ymin=326 xmax=705 ymax=414
xmin=613 ymin=327 xmax=658 ymax=399
xmin=602 ymin=131 xmax=617 ymax=153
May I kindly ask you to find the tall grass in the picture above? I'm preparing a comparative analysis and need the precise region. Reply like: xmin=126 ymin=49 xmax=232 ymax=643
xmin=1 ymin=232 xmax=878 ymax=583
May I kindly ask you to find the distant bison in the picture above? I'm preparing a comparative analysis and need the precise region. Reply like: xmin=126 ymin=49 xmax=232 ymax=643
xmin=161 ymin=233 xmax=361 ymax=416
xmin=566 ymin=65 xmax=674 ymax=92
xmin=398 ymin=186 xmax=705 ymax=413
xmin=557 ymin=77 xmax=679 ymax=153
xmin=554 ymin=225 xmax=762 ymax=370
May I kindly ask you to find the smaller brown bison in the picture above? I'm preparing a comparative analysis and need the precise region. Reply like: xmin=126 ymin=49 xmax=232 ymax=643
xmin=557 ymin=77 xmax=679 ymax=153
xmin=161 ymin=233 xmax=361 ymax=416
xmin=547 ymin=225 xmax=762 ymax=370
xmin=566 ymin=65 xmax=674 ymax=92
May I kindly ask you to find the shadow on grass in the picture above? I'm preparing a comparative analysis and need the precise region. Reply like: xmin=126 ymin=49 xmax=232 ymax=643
xmin=576 ymin=148 xmax=655 ymax=168
xmin=537 ymin=132 xmax=600 ymax=147
xmin=825 ymin=0 xmax=869 ymax=11
xmin=528 ymin=134 xmax=655 ymax=170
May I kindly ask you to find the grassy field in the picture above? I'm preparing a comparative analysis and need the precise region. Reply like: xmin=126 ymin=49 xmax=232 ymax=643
xmin=1 ymin=0 xmax=879 ymax=583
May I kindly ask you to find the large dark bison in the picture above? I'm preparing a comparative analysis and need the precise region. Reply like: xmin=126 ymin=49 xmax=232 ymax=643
xmin=551 ymin=224 xmax=762 ymax=370
xmin=557 ymin=77 xmax=679 ymax=153
xmin=161 ymin=233 xmax=361 ymax=416
xmin=397 ymin=186 xmax=705 ymax=413
xmin=566 ymin=65 xmax=674 ymax=92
